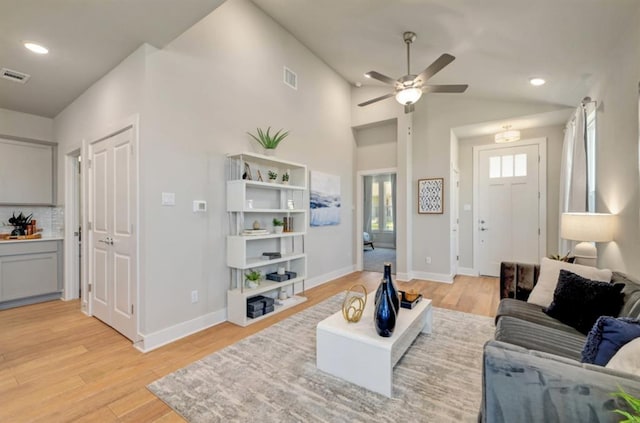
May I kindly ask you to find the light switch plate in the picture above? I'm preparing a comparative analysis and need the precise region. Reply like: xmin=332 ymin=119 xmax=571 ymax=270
xmin=162 ymin=192 xmax=176 ymax=206
xmin=193 ymin=200 xmax=207 ymax=212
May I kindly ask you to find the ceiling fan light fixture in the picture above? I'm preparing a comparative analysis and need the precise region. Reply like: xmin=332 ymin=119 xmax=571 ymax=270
xmin=395 ymin=87 xmax=422 ymax=105
xmin=494 ymin=125 xmax=521 ymax=143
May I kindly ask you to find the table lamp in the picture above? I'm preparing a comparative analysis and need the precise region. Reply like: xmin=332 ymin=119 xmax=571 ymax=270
xmin=560 ymin=212 xmax=615 ymax=267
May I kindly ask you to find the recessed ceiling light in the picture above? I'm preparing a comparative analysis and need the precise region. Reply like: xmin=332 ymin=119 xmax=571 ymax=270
xmin=529 ymin=77 xmax=545 ymax=86
xmin=24 ymin=42 xmax=49 ymax=55
xmin=364 ymin=73 xmax=371 ymax=78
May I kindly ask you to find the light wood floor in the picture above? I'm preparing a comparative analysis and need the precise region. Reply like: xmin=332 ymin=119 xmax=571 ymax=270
xmin=0 ymin=272 xmax=498 ymax=422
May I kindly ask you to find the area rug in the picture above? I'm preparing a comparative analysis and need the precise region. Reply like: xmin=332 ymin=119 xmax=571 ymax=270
xmin=363 ymin=247 xmax=397 ymax=273
xmin=148 ymin=295 xmax=494 ymax=422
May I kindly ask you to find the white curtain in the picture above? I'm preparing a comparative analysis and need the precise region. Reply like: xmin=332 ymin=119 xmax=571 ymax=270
xmin=390 ymin=173 xmax=397 ymax=248
xmin=558 ymin=105 xmax=588 ymax=254
xmin=363 ymin=175 xmax=372 ymax=235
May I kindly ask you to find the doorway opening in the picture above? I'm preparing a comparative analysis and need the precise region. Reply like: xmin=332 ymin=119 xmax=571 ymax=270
xmin=473 ymin=138 xmax=547 ymax=276
xmin=63 ymin=149 xmax=82 ymax=301
xmin=362 ymin=172 xmax=397 ymax=273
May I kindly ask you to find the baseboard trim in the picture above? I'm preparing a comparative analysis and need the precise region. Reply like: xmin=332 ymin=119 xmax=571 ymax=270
xmin=396 ymin=272 xmax=411 ymax=282
xmin=410 ymin=271 xmax=454 ymax=284
xmin=133 ymin=266 xmax=356 ymax=353
xmin=305 ymin=265 xmax=357 ymax=290
xmin=134 ymin=308 xmax=227 ymax=353
xmin=456 ymin=267 xmax=478 ymax=277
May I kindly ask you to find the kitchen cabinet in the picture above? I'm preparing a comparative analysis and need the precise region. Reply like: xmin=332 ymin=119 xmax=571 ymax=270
xmin=226 ymin=152 xmax=308 ymax=326
xmin=0 ymin=240 xmax=63 ymax=309
xmin=0 ymin=137 xmax=56 ymax=205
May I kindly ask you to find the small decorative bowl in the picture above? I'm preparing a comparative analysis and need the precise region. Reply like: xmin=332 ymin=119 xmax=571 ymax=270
xmin=404 ymin=290 xmax=419 ymax=302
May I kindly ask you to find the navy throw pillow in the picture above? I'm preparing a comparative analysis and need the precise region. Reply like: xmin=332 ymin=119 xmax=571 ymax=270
xmin=543 ymin=270 xmax=624 ymax=334
xmin=581 ymin=316 xmax=640 ymax=365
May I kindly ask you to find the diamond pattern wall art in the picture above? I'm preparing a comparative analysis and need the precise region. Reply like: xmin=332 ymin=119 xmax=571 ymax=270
xmin=418 ymin=178 xmax=444 ymax=214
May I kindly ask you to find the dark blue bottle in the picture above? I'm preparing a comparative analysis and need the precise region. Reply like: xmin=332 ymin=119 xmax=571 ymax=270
xmin=374 ymin=277 xmax=397 ymax=337
xmin=375 ymin=262 xmax=399 ymax=314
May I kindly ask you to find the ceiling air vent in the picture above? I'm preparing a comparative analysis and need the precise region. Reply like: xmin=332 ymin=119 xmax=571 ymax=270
xmin=283 ymin=66 xmax=297 ymax=90
xmin=1 ymin=68 xmax=31 ymax=84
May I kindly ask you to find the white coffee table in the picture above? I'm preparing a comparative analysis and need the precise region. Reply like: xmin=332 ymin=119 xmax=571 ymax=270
xmin=316 ymin=292 xmax=432 ymax=397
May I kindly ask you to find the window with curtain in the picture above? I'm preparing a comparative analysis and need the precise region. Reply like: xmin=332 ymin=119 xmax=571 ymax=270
xmin=363 ymin=174 xmax=396 ymax=239
xmin=558 ymin=100 xmax=597 ymax=253
xmin=367 ymin=174 xmax=395 ymax=233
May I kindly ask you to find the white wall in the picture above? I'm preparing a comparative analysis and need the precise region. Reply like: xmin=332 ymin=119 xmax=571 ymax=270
xmin=457 ymin=124 xmax=564 ymax=269
xmin=0 ymin=108 xmax=53 ymax=141
xmin=590 ymin=2 xmax=640 ymax=274
xmin=54 ymin=44 xmax=156 ymax=204
xmin=355 ymin=119 xmax=397 ymax=171
xmin=139 ymin=0 xmax=354 ymax=335
xmin=411 ymin=97 xmax=568 ymax=277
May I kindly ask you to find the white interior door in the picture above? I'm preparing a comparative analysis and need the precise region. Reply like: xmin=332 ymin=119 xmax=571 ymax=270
xmin=89 ymin=127 xmax=138 ymax=341
xmin=451 ymin=169 xmax=459 ymax=275
xmin=477 ymin=144 xmax=540 ymax=276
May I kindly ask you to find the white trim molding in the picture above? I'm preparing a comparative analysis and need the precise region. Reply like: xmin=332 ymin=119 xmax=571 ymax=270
xmin=410 ymin=271 xmax=454 ymax=284
xmin=305 ymin=265 xmax=357 ymax=290
xmin=456 ymin=267 xmax=478 ymax=277
xmin=134 ymin=308 xmax=227 ymax=353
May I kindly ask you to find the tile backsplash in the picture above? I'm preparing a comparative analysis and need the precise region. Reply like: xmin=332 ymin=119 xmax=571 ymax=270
xmin=0 ymin=206 xmax=64 ymax=237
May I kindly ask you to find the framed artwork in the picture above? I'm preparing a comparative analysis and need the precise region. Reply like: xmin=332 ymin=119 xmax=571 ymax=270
xmin=418 ymin=178 xmax=444 ymax=214
xmin=310 ymin=171 xmax=341 ymax=226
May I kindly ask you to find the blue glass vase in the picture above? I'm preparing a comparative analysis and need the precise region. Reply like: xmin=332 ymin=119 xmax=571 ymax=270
xmin=374 ymin=278 xmax=397 ymax=337
xmin=375 ymin=262 xmax=399 ymax=315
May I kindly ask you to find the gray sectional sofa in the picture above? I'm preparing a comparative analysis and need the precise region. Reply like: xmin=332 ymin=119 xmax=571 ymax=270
xmin=479 ymin=262 xmax=640 ymax=423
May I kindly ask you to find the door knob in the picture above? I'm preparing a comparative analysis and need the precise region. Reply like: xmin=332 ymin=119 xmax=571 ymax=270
xmin=98 ymin=239 xmax=109 ymax=244
xmin=480 ymin=227 xmax=488 ymax=231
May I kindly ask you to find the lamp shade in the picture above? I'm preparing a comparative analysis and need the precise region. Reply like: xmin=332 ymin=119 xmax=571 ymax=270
xmin=395 ymin=87 xmax=422 ymax=105
xmin=561 ymin=212 xmax=615 ymax=242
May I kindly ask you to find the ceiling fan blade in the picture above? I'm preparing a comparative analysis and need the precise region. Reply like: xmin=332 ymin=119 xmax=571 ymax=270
xmin=357 ymin=92 xmax=395 ymax=107
xmin=404 ymin=104 xmax=415 ymax=114
xmin=424 ymin=84 xmax=468 ymax=93
xmin=414 ymin=53 xmax=456 ymax=85
xmin=364 ymin=71 xmax=397 ymax=86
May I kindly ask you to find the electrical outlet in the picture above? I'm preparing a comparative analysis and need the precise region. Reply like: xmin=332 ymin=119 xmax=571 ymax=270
xmin=191 ymin=290 xmax=198 ymax=303
xmin=426 ymin=257 xmax=431 ymax=264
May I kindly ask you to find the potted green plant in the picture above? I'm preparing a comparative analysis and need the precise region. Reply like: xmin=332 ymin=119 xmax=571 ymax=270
xmin=245 ymin=269 xmax=262 ymax=289
xmin=268 ymin=170 xmax=278 ymax=183
xmin=7 ymin=212 xmax=33 ymax=236
xmin=281 ymin=171 xmax=290 ymax=185
xmin=273 ymin=218 xmax=284 ymax=234
xmin=247 ymin=127 xmax=289 ymax=155
xmin=612 ymin=387 xmax=640 ymax=422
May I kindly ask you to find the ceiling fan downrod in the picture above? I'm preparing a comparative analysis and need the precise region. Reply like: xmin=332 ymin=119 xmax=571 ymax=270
xmin=404 ymin=31 xmax=416 ymax=76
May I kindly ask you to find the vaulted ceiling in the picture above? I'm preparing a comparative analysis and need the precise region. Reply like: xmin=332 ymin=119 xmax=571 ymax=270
xmin=1 ymin=0 xmax=637 ymax=118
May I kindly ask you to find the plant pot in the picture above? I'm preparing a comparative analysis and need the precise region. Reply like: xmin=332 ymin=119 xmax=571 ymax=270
xmin=274 ymin=226 xmax=284 ymax=234
xmin=245 ymin=280 xmax=260 ymax=289
xmin=263 ymin=148 xmax=276 ymax=156
xmin=268 ymin=178 xmax=277 ymax=183
xmin=282 ymin=180 xmax=289 ymax=185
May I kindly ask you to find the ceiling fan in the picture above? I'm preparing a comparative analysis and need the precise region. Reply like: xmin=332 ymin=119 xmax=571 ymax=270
xmin=358 ymin=31 xmax=468 ymax=114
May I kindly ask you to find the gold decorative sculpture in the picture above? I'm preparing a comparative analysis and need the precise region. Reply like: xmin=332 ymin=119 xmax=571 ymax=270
xmin=342 ymin=284 xmax=368 ymax=323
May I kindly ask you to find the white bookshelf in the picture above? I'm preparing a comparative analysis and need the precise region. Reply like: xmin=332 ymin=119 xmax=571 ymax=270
xmin=226 ymin=152 xmax=308 ymax=326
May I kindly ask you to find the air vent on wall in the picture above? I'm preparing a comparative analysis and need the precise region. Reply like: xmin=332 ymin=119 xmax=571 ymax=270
xmin=1 ymin=68 xmax=31 ymax=84
xmin=283 ymin=66 xmax=297 ymax=90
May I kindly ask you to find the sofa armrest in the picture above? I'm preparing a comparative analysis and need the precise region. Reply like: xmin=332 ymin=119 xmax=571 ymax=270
xmin=480 ymin=340 xmax=640 ymax=423
xmin=500 ymin=262 xmax=540 ymax=300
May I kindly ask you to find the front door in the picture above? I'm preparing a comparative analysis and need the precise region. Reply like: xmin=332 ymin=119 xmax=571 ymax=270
xmin=89 ymin=126 xmax=138 ymax=341
xmin=477 ymin=143 xmax=540 ymax=276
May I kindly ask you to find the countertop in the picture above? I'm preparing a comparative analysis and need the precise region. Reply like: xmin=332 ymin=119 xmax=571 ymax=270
xmin=0 ymin=236 xmax=64 ymax=244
